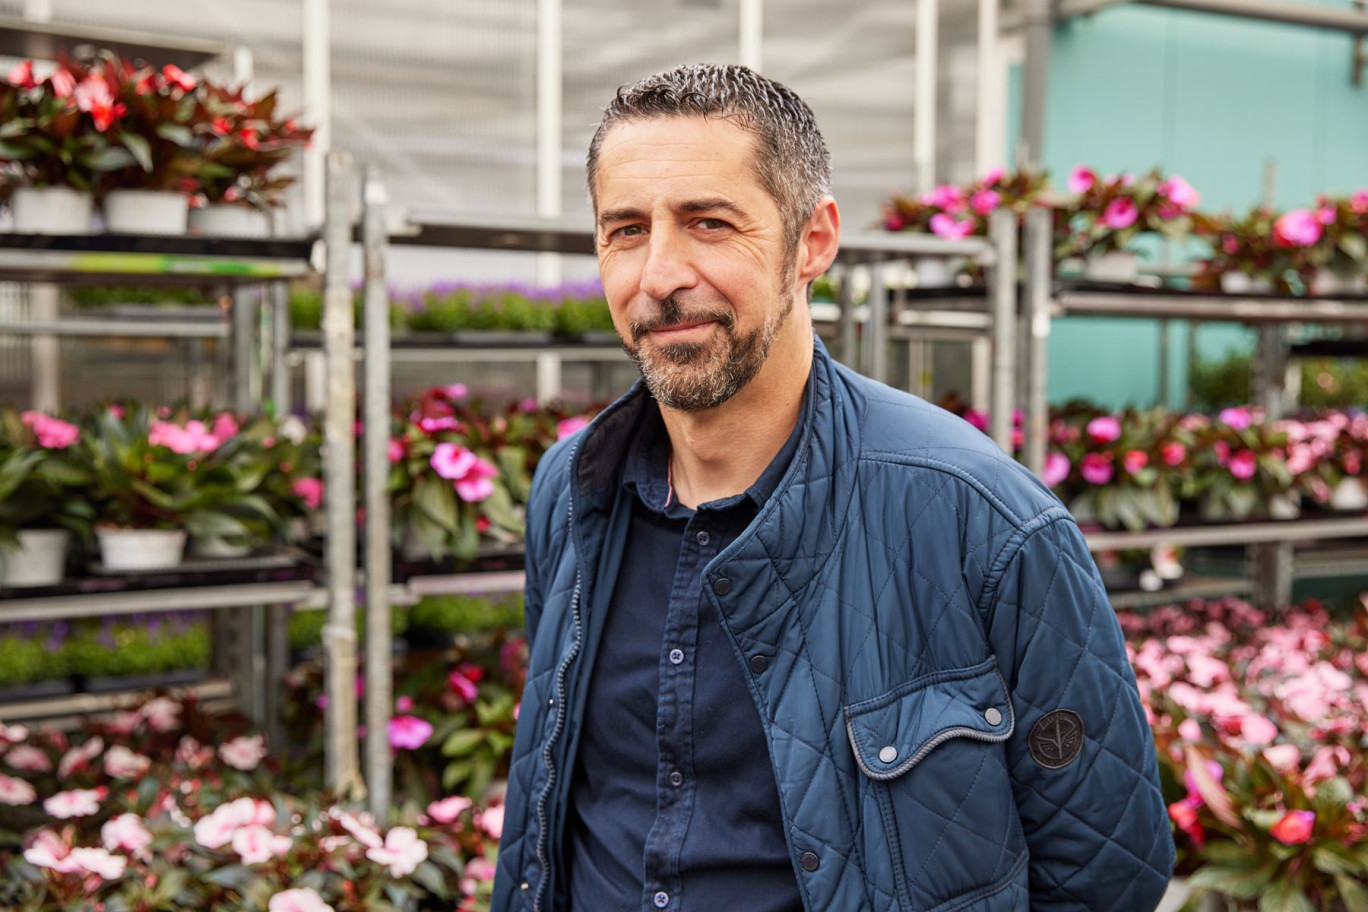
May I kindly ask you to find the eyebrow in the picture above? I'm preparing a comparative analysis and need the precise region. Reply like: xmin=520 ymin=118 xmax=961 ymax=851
xmin=597 ymin=198 xmax=749 ymax=230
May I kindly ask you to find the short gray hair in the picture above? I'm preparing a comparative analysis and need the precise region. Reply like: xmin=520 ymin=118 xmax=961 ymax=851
xmin=586 ymin=64 xmax=832 ymax=251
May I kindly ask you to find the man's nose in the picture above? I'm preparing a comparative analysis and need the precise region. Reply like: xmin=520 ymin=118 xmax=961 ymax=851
xmin=638 ymin=226 xmax=698 ymax=301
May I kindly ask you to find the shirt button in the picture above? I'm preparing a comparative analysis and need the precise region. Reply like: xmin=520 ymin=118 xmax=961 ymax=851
xmin=801 ymin=851 xmax=820 ymax=872
xmin=749 ymin=654 xmax=769 ymax=674
xmin=668 ymin=769 xmax=684 ymax=787
xmin=712 ymin=577 xmax=732 ymax=595
xmin=669 ymin=648 xmax=684 ymax=665
xmin=696 ymin=530 xmax=710 ymax=546
xmin=519 ymin=882 xmax=530 ymax=892
xmin=653 ymin=891 xmax=670 ymax=908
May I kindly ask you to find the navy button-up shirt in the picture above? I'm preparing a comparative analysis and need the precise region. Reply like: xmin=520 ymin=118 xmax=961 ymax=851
xmin=565 ymin=400 xmax=804 ymax=912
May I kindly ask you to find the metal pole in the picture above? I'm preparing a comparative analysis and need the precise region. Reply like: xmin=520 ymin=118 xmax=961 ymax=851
xmin=302 ymin=0 xmax=332 ymax=230
xmin=865 ymin=264 xmax=888 ymax=383
xmin=1250 ymin=323 xmax=1292 ymax=608
xmin=271 ymin=283 xmax=292 ymax=414
xmin=914 ymin=0 xmax=939 ymax=191
xmin=322 ymin=150 xmax=360 ymax=796
xmin=1020 ymin=0 xmax=1052 ymax=168
xmin=362 ymin=166 xmax=393 ymax=823
xmin=1024 ymin=208 xmax=1052 ymax=475
xmin=535 ymin=0 xmax=563 ymax=288
xmin=29 ymin=285 xmax=59 ymax=414
xmin=988 ymin=208 xmax=1017 ymax=454
xmin=975 ymin=0 xmax=1003 ymax=177
xmin=232 ymin=286 xmax=256 ymax=414
xmin=837 ymin=264 xmax=858 ymax=367
xmin=740 ymin=0 xmax=764 ymax=70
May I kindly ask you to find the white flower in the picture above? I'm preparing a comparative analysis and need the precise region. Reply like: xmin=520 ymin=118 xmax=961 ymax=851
xmin=278 ymin=416 xmax=308 ymax=444
xmin=5 ymin=744 xmax=51 ymax=773
xmin=193 ymin=797 xmax=275 ymax=848
xmin=175 ymin=736 xmax=213 ymax=769
xmin=232 ymin=824 xmax=293 ymax=864
xmin=24 ymin=829 xmax=79 ymax=873
xmin=57 ymin=736 xmax=103 ymax=778
xmin=68 ymin=847 xmax=127 ymax=880
xmin=0 ymin=722 xmax=28 ymax=743
xmin=103 ymin=745 xmax=151 ymax=779
xmin=107 ymin=710 xmax=143 ymax=736
xmin=268 ymin=887 xmax=335 ymax=912
xmin=102 ymin=813 xmax=153 ymax=855
xmin=219 ymin=734 xmax=269 ymax=771
xmin=0 ymin=773 xmax=36 ymax=806
xmin=364 ymin=826 xmax=428 ymax=877
xmin=44 ymin=787 xmax=104 ymax=819
xmin=335 ymin=810 xmax=383 ymax=849
xmin=141 ymin=698 xmax=181 ymax=733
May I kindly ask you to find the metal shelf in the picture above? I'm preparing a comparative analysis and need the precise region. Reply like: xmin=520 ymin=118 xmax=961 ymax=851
xmin=1082 ymin=515 xmax=1368 ymax=552
xmin=1108 ymin=574 xmax=1254 ymax=609
xmin=0 ymin=316 xmax=229 ymax=339
xmin=0 ymin=15 xmax=231 ymax=70
xmin=1054 ymin=288 xmax=1368 ymax=324
xmin=0 ymin=233 xmax=316 ymax=286
xmin=0 ymin=677 xmax=234 ymax=726
xmin=0 ymin=579 xmax=319 ymax=624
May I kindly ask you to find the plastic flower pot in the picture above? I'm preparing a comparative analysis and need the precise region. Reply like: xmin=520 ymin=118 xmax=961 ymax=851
xmin=1083 ymin=251 xmax=1139 ymax=284
xmin=1220 ymin=272 xmax=1273 ymax=295
xmin=103 ymin=190 xmax=190 ymax=235
xmin=96 ymin=528 xmax=187 ymax=571
xmin=1266 ymin=491 xmax=1301 ymax=521
xmin=1329 ymin=477 xmax=1368 ymax=512
xmin=10 ymin=186 xmax=94 ymax=235
xmin=189 ymin=204 xmax=272 ymax=238
xmin=0 ymin=529 xmax=70 ymax=588
xmin=1311 ymin=269 xmax=1368 ymax=298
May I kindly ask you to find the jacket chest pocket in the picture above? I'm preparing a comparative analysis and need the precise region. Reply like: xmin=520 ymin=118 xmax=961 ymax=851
xmin=844 ymin=658 xmax=1026 ymax=912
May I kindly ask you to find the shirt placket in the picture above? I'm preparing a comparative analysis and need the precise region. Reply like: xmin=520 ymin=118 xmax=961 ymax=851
xmin=640 ymin=508 xmax=722 ymax=912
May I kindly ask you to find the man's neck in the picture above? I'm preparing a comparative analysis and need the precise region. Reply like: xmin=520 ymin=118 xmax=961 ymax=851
xmin=659 ymin=331 xmax=812 ymax=509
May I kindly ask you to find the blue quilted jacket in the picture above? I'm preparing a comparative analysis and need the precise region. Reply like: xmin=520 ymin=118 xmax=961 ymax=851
xmin=492 ymin=340 xmax=1174 ymax=912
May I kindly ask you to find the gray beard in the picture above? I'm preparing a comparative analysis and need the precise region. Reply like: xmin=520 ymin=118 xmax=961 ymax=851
xmin=623 ymin=291 xmax=793 ymax=412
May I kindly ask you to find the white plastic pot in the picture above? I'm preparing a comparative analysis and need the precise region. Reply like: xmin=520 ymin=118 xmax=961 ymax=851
xmin=1330 ymin=477 xmax=1368 ymax=512
xmin=1220 ymin=272 xmax=1273 ymax=295
xmin=1083 ymin=251 xmax=1139 ymax=284
xmin=0 ymin=529 xmax=70 ymax=588
xmin=97 ymin=528 xmax=186 ymax=571
xmin=914 ymin=256 xmax=957 ymax=289
xmin=10 ymin=186 xmax=94 ymax=235
xmin=103 ymin=190 xmax=189 ymax=235
xmin=189 ymin=204 xmax=272 ymax=239
xmin=1267 ymin=492 xmax=1301 ymax=521
xmin=1312 ymin=269 xmax=1368 ymax=297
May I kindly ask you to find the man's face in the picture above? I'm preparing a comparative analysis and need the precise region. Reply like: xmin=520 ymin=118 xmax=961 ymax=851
xmin=592 ymin=116 xmax=798 ymax=412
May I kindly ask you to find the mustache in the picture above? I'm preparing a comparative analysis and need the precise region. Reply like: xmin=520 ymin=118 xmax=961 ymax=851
xmin=629 ymin=295 xmax=734 ymax=343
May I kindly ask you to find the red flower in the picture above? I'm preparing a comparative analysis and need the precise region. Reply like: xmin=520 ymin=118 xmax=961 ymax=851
xmin=241 ymin=128 xmax=260 ymax=150
xmin=49 ymin=68 xmax=76 ymax=98
xmin=1269 ymin=810 xmax=1315 ymax=845
xmin=212 ymin=116 xmax=233 ymax=135
xmin=161 ymin=64 xmax=197 ymax=93
xmin=1168 ymin=800 xmax=1204 ymax=848
xmin=73 ymin=74 xmax=126 ymax=132
xmin=1122 ymin=449 xmax=1149 ymax=475
xmin=7 ymin=60 xmax=38 ymax=89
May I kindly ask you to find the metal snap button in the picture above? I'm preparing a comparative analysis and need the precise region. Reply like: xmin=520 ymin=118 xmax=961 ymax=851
xmin=748 ymin=654 xmax=769 ymax=674
xmin=985 ymin=707 xmax=1003 ymax=726
xmin=712 ymin=577 xmax=732 ymax=595
xmin=878 ymin=745 xmax=897 ymax=764
xmin=800 ymin=851 xmax=819 ymax=872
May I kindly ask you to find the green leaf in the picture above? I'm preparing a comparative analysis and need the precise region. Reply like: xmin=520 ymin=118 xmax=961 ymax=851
xmin=441 ymin=728 xmax=486 ymax=757
xmin=1258 ymin=879 xmax=1316 ymax=912
xmin=409 ymin=860 xmax=450 ymax=900
xmin=1314 ymin=777 xmax=1354 ymax=810
xmin=1315 ymin=845 xmax=1366 ymax=877
xmin=414 ymin=476 xmax=458 ymax=533
xmin=155 ymin=123 xmax=195 ymax=147
xmin=1337 ymin=874 xmax=1368 ymax=912
xmin=117 ymin=131 xmax=153 ymax=172
xmin=1190 ymin=863 xmax=1274 ymax=900
xmin=184 ymin=511 xmax=249 ymax=538
xmin=79 ymin=146 xmax=137 ymax=171
xmin=480 ymin=483 xmax=523 ymax=534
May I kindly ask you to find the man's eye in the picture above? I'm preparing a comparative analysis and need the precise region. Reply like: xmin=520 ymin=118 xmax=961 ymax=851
xmin=609 ymin=225 xmax=645 ymax=240
xmin=698 ymin=218 xmax=729 ymax=230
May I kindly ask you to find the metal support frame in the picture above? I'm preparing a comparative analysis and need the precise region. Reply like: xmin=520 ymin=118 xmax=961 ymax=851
xmin=988 ymin=209 xmax=1018 ymax=454
xmin=836 ymin=265 xmax=858 ymax=367
xmin=1019 ymin=0 xmax=1052 ymax=168
xmin=362 ymin=166 xmax=393 ymax=823
xmin=914 ymin=0 xmax=939 ymax=191
xmin=1023 ymin=208 xmax=1052 ymax=475
xmin=322 ymin=150 xmax=360 ymax=795
xmin=864 ymin=265 xmax=889 ymax=383
xmin=271 ymin=283 xmax=292 ymax=414
xmin=1250 ymin=323 xmax=1293 ymax=607
xmin=535 ymin=0 xmax=563 ymax=288
xmin=740 ymin=0 xmax=764 ymax=70
xmin=302 ymin=0 xmax=331 ymax=229
xmin=29 ymin=284 xmax=58 ymax=413
xmin=232 ymin=286 xmax=257 ymax=414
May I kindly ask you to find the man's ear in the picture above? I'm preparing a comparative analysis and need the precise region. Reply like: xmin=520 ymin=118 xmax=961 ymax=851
xmin=795 ymin=198 xmax=841 ymax=287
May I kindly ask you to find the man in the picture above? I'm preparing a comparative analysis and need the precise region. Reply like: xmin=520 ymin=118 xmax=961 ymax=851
xmin=492 ymin=64 xmax=1174 ymax=912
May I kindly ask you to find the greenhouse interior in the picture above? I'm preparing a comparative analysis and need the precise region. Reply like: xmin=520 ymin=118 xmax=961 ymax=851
xmin=1 ymin=0 xmax=1367 ymax=910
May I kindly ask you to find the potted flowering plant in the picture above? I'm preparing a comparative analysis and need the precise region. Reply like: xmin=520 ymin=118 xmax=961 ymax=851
xmin=1123 ymin=596 xmax=1368 ymax=911
xmin=190 ymin=84 xmax=313 ymax=237
xmin=0 ymin=59 xmax=140 ymax=233
xmin=1189 ymin=407 xmax=1297 ymax=521
xmin=0 ymin=410 xmax=94 ymax=587
xmin=1056 ymin=166 xmax=1201 ymax=283
xmin=1305 ymin=192 xmax=1368 ymax=296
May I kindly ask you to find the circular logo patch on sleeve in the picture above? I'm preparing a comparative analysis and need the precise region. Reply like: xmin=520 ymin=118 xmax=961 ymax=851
xmin=1028 ymin=710 xmax=1085 ymax=769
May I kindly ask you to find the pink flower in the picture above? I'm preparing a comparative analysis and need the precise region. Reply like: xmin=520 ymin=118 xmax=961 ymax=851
xmin=44 ymin=787 xmax=104 ymax=819
xmin=1269 ymin=809 xmax=1315 ymax=845
xmin=461 ymin=856 xmax=498 ymax=895
xmin=1159 ymin=175 xmax=1200 ymax=210
xmin=7 ymin=60 xmax=37 ymax=88
xmin=1080 ymin=453 xmax=1114 ymax=485
xmin=233 ymin=825 xmax=293 ymax=865
xmin=269 ymin=888 xmax=336 ymax=912
xmin=478 ymin=804 xmax=505 ymax=839
xmin=1168 ymin=801 xmax=1204 ymax=847
xmin=1086 ymin=416 xmax=1121 ymax=442
xmin=444 ymin=383 xmax=468 ymax=399
xmin=1305 ymin=745 xmax=1350 ymax=786
xmin=1177 ymin=718 xmax=1202 ymax=742
xmin=336 ymin=810 xmax=384 ymax=849
xmin=1317 ymin=205 xmax=1338 ymax=226
xmin=884 ymin=212 xmax=905 ymax=232
xmin=388 ymin=439 xmax=406 ymax=463
xmin=0 ymin=772 xmax=36 ymax=805
xmin=418 ymin=415 xmax=461 ymax=433
xmin=427 ymin=795 xmax=474 ymax=824
xmin=57 ymin=737 xmax=103 ymax=778
xmin=148 ymin=420 xmax=213 ymax=454
xmin=68 ymin=847 xmax=126 ymax=880
xmin=388 ymin=716 xmax=433 ymax=751
xmin=1239 ymin=715 xmax=1279 ymax=746
xmin=103 ymin=746 xmax=151 ymax=779
xmin=921 ymin=184 xmax=966 ymax=211
xmin=981 ymin=167 xmax=1006 ymax=187
xmin=1041 ymin=452 xmax=1070 ymax=488
xmin=430 ymin=443 xmax=500 ymax=503
xmin=212 ymin=412 xmax=240 ymax=441
xmin=1228 ymin=450 xmax=1258 ymax=481
xmin=20 ymin=412 xmax=80 ymax=449
xmin=396 ymin=695 xmax=414 ymax=712
xmin=141 ymin=697 xmax=181 ymax=733
xmin=1352 ymin=190 xmax=1368 ymax=214
xmin=1262 ymin=744 xmax=1301 ymax=772
xmin=1122 ymin=450 xmax=1149 ymax=475
xmin=5 ymin=744 xmax=51 ymax=773
xmin=102 ymin=813 xmax=153 ymax=855
xmin=1101 ymin=198 xmax=1139 ymax=230
xmin=219 ymin=734 xmax=268 ymax=771
xmin=0 ymin=722 xmax=27 ymax=743
xmin=970 ymin=189 xmax=1001 ymax=216
xmin=448 ymin=668 xmax=480 ymax=703
xmin=557 ymin=416 xmax=590 ymax=440
xmin=176 ymin=735 xmax=214 ymax=769
xmin=24 ymin=829 xmax=80 ymax=873
xmin=928 ymin=213 xmax=976 ymax=241
xmin=292 ymin=478 xmax=324 ymax=509
xmin=1066 ymin=166 xmax=1096 ymax=195
xmin=49 ymin=68 xmax=76 ymax=98
xmin=964 ymin=410 xmax=989 ymax=432
xmin=1160 ymin=442 xmax=1187 ymax=467
xmin=1273 ymin=209 xmax=1323 ymax=247
xmin=365 ymin=826 xmax=429 ymax=877
xmin=1218 ymin=407 xmax=1253 ymax=430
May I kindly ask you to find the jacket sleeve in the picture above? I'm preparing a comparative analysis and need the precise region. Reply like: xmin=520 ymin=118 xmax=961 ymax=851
xmin=984 ymin=513 xmax=1174 ymax=911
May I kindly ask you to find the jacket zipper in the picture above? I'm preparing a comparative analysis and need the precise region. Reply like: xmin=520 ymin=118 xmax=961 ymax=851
xmin=532 ymin=444 xmax=583 ymax=912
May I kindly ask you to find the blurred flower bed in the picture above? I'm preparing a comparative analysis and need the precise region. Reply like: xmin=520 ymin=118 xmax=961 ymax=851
xmin=1124 ymin=595 xmax=1368 ymax=910
xmin=961 ymin=404 xmax=1368 ymax=530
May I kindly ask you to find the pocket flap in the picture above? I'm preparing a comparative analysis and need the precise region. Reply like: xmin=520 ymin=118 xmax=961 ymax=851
xmin=844 ymin=657 xmax=1014 ymax=781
